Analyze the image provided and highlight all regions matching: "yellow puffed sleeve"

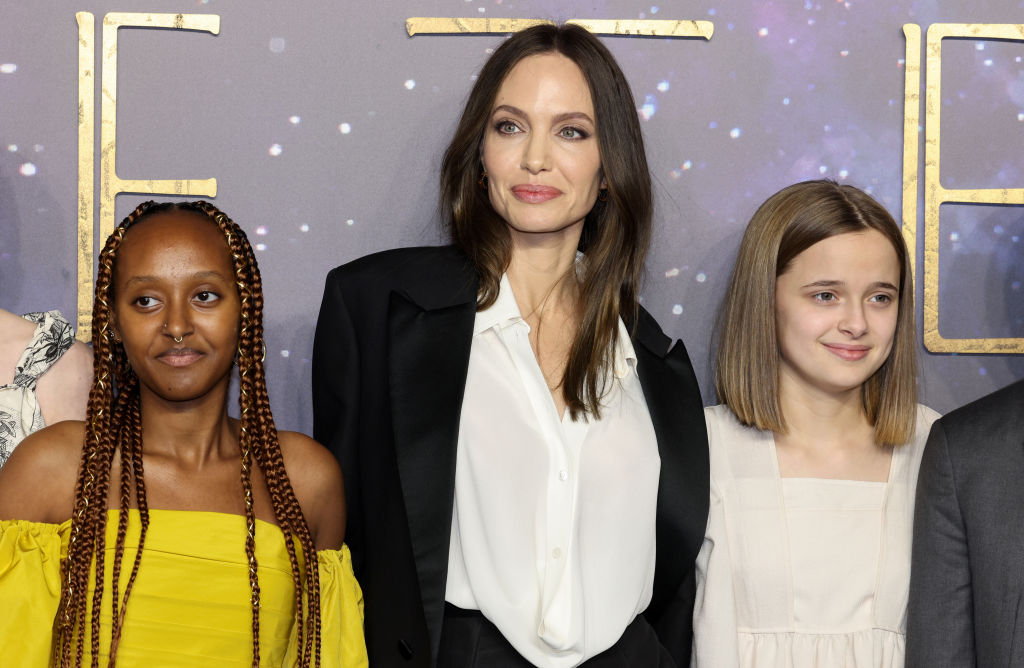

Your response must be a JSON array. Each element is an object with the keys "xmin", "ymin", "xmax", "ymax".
[
  {"xmin": 285, "ymin": 543, "xmax": 368, "ymax": 667},
  {"xmin": 0, "ymin": 519, "xmax": 69, "ymax": 667}
]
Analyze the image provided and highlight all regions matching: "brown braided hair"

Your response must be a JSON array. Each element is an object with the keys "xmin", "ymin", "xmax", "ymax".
[{"xmin": 55, "ymin": 201, "xmax": 323, "ymax": 667}]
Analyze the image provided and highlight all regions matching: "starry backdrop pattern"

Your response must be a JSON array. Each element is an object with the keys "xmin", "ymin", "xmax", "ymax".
[{"xmin": 1, "ymin": 0, "xmax": 1023, "ymax": 430}]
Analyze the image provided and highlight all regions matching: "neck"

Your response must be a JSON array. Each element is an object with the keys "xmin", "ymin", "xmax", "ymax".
[
  {"xmin": 138, "ymin": 378, "xmax": 238, "ymax": 468},
  {"xmin": 777, "ymin": 369, "xmax": 871, "ymax": 448},
  {"xmin": 506, "ymin": 224, "xmax": 583, "ymax": 316}
]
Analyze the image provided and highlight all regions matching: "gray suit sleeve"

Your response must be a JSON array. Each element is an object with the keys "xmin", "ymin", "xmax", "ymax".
[{"xmin": 906, "ymin": 420, "xmax": 975, "ymax": 668}]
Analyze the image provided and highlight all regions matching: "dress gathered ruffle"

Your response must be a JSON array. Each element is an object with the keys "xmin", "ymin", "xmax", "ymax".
[{"xmin": 738, "ymin": 627, "xmax": 905, "ymax": 668}]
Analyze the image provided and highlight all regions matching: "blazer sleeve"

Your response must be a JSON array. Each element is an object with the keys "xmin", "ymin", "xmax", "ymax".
[
  {"xmin": 312, "ymin": 270, "xmax": 366, "ymax": 575},
  {"xmin": 906, "ymin": 419, "xmax": 975, "ymax": 668}
]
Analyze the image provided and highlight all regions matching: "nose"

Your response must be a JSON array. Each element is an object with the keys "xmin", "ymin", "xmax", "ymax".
[
  {"xmin": 164, "ymin": 297, "xmax": 194, "ymax": 343},
  {"xmin": 521, "ymin": 132, "xmax": 550, "ymax": 174},
  {"xmin": 838, "ymin": 302, "xmax": 868, "ymax": 338}
]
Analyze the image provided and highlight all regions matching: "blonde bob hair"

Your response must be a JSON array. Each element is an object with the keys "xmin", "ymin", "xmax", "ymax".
[{"xmin": 715, "ymin": 179, "xmax": 917, "ymax": 446}]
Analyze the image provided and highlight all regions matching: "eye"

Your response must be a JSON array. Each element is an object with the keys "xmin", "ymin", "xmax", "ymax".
[
  {"xmin": 132, "ymin": 295, "xmax": 158, "ymax": 309},
  {"xmin": 495, "ymin": 120, "xmax": 522, "ymax": 135},
  {"xmin": 812, "ymin": 292, "xmax": 837, "ymax": 303},
  {"xmin": 558, "ymin": 126, "xmax": 588, "ymax": 140},
  {"xmin": 194, "ymin": 290, "xmax": 221, "ymax": 304},
  {"xmin": 869, "ymin": 293, "xmax": 894, "ymax": 304}
]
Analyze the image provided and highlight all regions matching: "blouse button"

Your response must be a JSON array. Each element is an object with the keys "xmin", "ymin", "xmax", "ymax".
[
  {"xmin": 558, "ymin": 470, "xmax": 568, "ymax": 482},
  {"xmin": 552, "ymin": 547, "xmax": 562, "ymax": 559}
]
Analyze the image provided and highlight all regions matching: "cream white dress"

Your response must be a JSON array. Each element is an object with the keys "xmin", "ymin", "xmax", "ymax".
[{"xmin": 692, "ymin": 404, "xmax": 939, "ymax": 668}]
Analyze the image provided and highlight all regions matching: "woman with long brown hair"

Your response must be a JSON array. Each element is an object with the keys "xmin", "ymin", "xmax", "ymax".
[
  {"xmin": 0, "ymin": 201, "xmax": 367, "ymax": 667},
  {"xmin": 313, "ymin": 23, "xmax": 707, "ymax": 668}
]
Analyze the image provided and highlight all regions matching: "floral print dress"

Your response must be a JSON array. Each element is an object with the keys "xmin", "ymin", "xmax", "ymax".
[{"xmin": 0, "ymin": 310, "xmax": 76, "ymax": 467}]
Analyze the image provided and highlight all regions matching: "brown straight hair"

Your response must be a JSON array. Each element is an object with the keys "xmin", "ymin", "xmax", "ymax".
[
  {"xmin": 439, "ymin": 23, "xmax": 652, "ymax": 420},
  {"xmin": 715, "ymin": 180, "xmax": 918, "ymax": 446}
]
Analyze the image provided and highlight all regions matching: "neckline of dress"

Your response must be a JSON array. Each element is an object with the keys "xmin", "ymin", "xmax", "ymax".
[{"xmin": 767, "ymin": 432, "xmax": 899, "ymax": 486}]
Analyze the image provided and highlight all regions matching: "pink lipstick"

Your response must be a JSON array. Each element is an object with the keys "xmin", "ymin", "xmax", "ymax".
[
  {"xmin": 822, "ymin": 343, "xmax": 870, "ymax": 362},
  {"xmin": 511, "ymin": 184, "xmax": 562, "ymax": 203}
]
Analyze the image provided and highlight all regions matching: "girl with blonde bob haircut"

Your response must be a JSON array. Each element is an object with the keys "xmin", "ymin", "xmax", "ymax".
[
  {"xmin": 715, "ymin": 179, "xmax": 918, "ymax": 445},
  {"xmin": 693, "ymin": 179, "xmax": 938, "ymax": 667}
]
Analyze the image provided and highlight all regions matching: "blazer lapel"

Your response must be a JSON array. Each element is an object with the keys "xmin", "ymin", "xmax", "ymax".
[
  {"xmin": 631, "ymin": 308, "xmax": 710, "ymax": 619},
  {"xmin": 387, "ymin": 251, "xmax": 477, "ymax": 663}
]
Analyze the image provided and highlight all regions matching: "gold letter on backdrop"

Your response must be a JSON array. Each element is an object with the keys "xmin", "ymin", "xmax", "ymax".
[
  {"xmin": 901, "ymin": 23, "xmax": 921, "ymax": 283},
  {"xmin": 920, "ymin": 23, "xmax": 1024, "ymax": 353},
  {"xmin": 76, "ymin": 12, "xmax": 96, "ymax": 340},
  {"xmin": 76, "ymin": 12, "xmax": 220, "ymax": 340},
  {"xmin": 406, "ymin": 17, "xmax": 714, "ymax": 39}
]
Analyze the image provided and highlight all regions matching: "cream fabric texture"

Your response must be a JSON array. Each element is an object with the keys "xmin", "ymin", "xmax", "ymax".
[{"xmin": 692, "ymin": 404, "xmax": 939, "ymax": 668}]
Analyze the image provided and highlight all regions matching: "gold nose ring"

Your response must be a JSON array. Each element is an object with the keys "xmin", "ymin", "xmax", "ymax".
[{"xmin": 173, "ymin": 335, "xmax": 184, "ymax": 344}]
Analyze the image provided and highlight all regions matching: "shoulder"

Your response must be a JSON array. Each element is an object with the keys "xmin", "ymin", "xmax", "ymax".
[
  {"xmin": 629, "ymin": 304, "xmax": 673, "ymax": 357},
  {"xmin": 0, "ymin": 420, "xmax": 84, "ymax": 522},
  {"xmin": 629, "ymin": 305, "xmax": 701, "ymax": 401},
  {"xmin": 943, "ymin": 380, "xmax": 1023, "ymax": 425},
  {"xmin": 703, "ymin": 404, "xmax": 733, "ymax": 432},
  {"xmin": 934, "ymin": 380, "xmax": 1024, "ymax": 448},
  {"xmin": 34, "ymin": 341, "xmax": 93, "ymax": 423},
  {"xmin": 326, "ymin": 245, "xmax": 471, "ymax": 289},
  {"xmin": 704, "ymin": 404, "xmax": 768, "ymax": 446},
  {"xmin": 320, "ymin": 245, "xmax": 477, "ymax": 317},
  {"xmin": 278, "ymin": 431, "xmax": 344, "ymax": 503},
  {"xmin": 703, "ymin": 404, "xmax": 771, "ymax": 475},
  {"xmin": 50, "ymin": 339, "xmax": 93, "ymax": 376},
  {"xmin": 277, "ymin": 430, "xmax": 345, "ymax": 549}
]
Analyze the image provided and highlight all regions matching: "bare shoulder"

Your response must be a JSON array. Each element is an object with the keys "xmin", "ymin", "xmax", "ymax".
[
  {"xmin": 278, "ymin": 430, "xmax": 345, "ymax": 497},
  {"xmin": 277, "ymin": 430, "xmax": 346, "ymax": 550},
  {"xmin": 35, "ymin": 341, "xmax": 93, "ymax": 424},
  {"xmin": 0, "ymin": 421, "xmax": 84, "ymax": 523},
  {"xmin": 51, "ymin": 340, "xmax": 93, "ymax": 381}
]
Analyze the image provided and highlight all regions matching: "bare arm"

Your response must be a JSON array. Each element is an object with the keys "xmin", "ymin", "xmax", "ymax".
[
  {"xmin": 35, "ymin": 341, "xmax": 93, "ymax": 425},
  {"xmin": 279, "ymin": 430, "xmax": 346, "ymax": 551},
  {"xmin": 0, "ymin": 421, "xmax": 83, "ymax": 523}
]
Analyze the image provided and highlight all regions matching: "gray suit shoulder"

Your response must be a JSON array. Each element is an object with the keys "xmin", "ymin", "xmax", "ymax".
[
  {"xmin": 941, "ymin": 379, "xmax": 1024, "ymax": 427},
  {"xmin": 934, "ymin": 379, "xmax": 1024, "ymax": 457}
]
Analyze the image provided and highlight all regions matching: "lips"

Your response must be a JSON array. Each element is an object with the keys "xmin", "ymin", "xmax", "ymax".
[
  {"xmin": 822, "ymin": 343, "xmax": 870, "ymax": 362},
  {"xmin": 157, "ymin": 348, "xmax": 204, "ymax": 367},
  {"xmin": 511, "ymin": 184, "xmax": 562, "ymax": 203}
]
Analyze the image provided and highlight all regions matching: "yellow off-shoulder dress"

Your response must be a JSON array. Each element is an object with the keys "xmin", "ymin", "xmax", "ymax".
[{"xmin": 0, "ymin": 509, "xmax": 368, "ymax": 667}]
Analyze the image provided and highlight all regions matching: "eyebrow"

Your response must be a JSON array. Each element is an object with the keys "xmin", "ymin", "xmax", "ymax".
[
  {"xmin": 491, "ymin": 104, "xmax": 595, "ymax": 126},
  {"xmin": 801, "ymin": 279, "xmax": 899, "ymax": 291},
  {"xmin": 122, "ymin": 270, "xmax": 229, "ymax": 289}
]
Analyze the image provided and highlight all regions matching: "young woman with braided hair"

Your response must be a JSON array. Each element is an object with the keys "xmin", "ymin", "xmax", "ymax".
[{"xmin": 0, "ymin": 201, "xmax": 367, "ymax": 667}]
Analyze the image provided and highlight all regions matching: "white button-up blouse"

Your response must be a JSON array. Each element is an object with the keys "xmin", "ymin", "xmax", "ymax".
[{"xmin": 445, "ymin": 274, "xmax": 662, "ymax": 668}]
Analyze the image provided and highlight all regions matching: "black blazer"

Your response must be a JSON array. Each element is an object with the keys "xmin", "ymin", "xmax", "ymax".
[
  {"xmin": 312, "ymin": 246, "xmax": 709, "ymax": 667},
  {"xmin": 907, "ymin": 379, "xmax": 1024, "ymax": 668}
]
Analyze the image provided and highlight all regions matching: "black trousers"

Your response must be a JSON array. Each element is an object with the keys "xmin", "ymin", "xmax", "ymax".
[{"xmin": 438, "ymin": 604, "xmax": 676, "ymax": 668}]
